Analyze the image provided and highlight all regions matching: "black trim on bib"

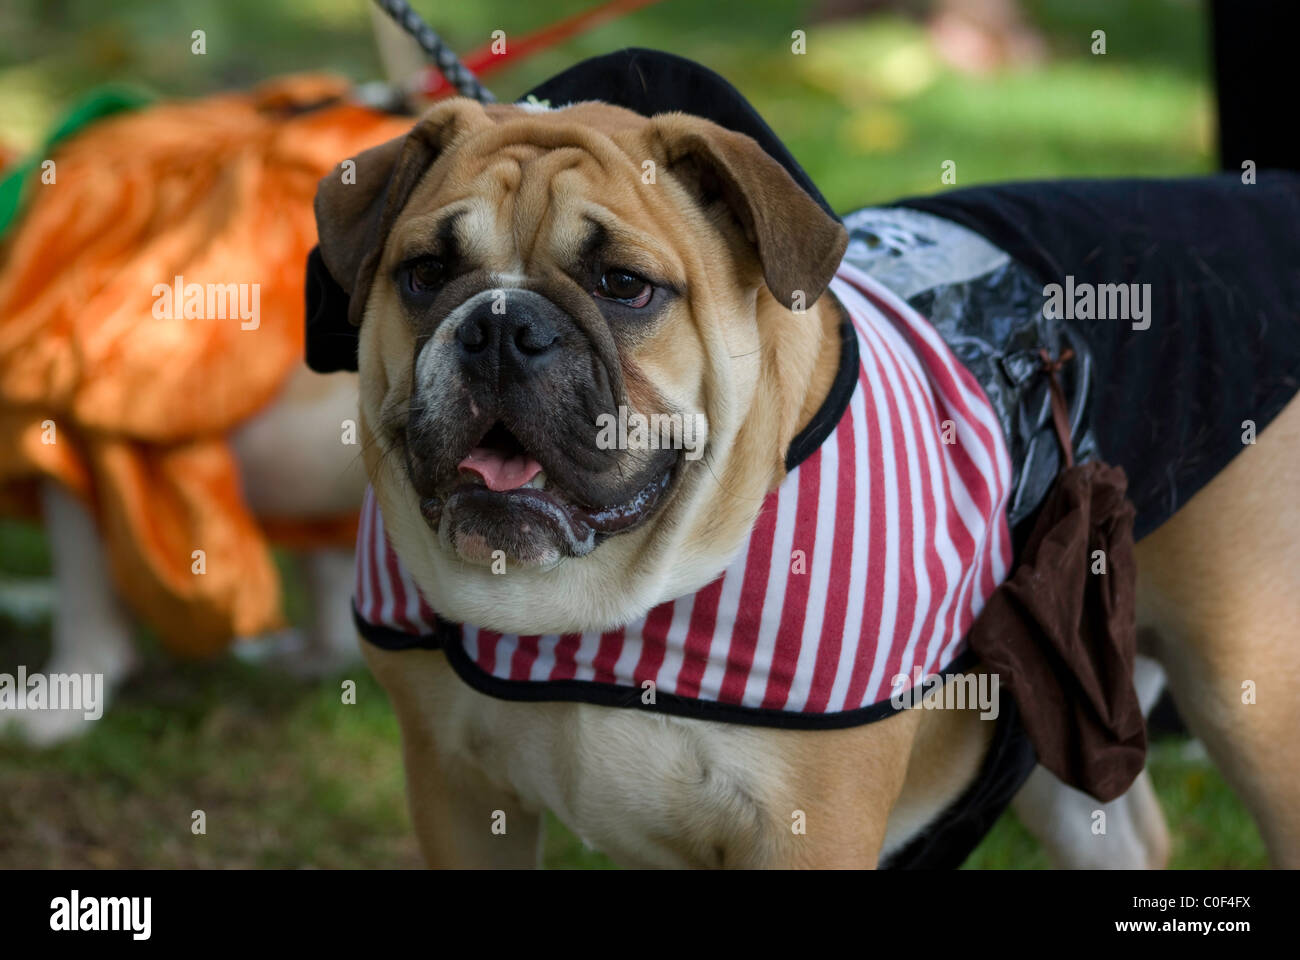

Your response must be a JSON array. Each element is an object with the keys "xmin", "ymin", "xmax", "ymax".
[
  {"xmin": 785, "ymin": 296, "xmax": 858, "ymax": 472},
  {"xmin": 352, "ymin": 605, "xmax": 445, "ymax": 652},
  {"xmin": 354, "ymin": 604, "xmax": 981, "ymax": 732}
]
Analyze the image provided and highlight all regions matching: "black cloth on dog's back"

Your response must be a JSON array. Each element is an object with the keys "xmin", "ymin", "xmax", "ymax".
[{"xmin": 895, "ymin": 173, "xmax": 1300, "ymax": 540}]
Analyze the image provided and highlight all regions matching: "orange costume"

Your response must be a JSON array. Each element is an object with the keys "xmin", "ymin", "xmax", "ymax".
[{"xmin": 0, "ymin": 75, "xmax": 414, "ymax": 655}]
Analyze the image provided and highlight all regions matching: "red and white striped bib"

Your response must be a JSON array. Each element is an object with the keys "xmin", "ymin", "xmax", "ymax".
[{"xmin": 354, "ymin": 262, "xmax": 1013, "ymax": 728}]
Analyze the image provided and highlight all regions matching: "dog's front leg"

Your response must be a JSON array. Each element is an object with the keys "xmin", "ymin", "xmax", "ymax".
[
  {"xmin": 399, "ymin": 727, "xmax": 544, "ymax": 869},
  {"xmin": 362, "ymin": 643, "xmax": 543, "ymax": 868},
  {"xmin": 752, "ymin": 711, "xmax": 921, "ymax": 869}
]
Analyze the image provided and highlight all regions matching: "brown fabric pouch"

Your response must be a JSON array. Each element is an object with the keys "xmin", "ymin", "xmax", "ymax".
[{"xmin": 968, "ymin": 352, "xmax": 1146, "ymax": 802}]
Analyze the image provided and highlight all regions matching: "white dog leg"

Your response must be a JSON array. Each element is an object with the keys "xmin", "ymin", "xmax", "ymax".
[
  {"xmin": 1011, "ymin": 655, "xmax": 1171, "ymax": 868},
  {"xmin": 3, "ymin": 482, "xmax": 138, "ymax": 746}
]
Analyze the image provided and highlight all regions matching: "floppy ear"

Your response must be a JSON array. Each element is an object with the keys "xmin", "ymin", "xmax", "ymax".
[
  {"xmin": 305, "ymin": 100, "xmax": 487, "ymax": 372},
  {"xmin": 651, "ymin": 113, "xmax": 848, "ymax": 308}
]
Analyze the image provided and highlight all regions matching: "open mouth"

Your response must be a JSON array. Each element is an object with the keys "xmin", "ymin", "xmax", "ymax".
[
  {"xmin": 458, "ymin": 422, "xmax": 550, "ymax": 492},
  {"xmin": 418, "ymin": 421, "xmax": 674, "ymax": 562}
]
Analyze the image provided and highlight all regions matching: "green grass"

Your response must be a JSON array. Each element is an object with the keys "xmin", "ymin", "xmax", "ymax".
[
  {"xmin": 0, "ymin": 0, "xmax": 1260, "ymax": 868},
  {"xmin": 0, "ymin": 630, "xmax": 1265, "ymax": 868}
]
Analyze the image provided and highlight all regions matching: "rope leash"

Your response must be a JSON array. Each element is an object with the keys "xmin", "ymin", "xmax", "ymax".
[{"xmin": 371, "ymin": 0, "xmax": 496, "ymax": 102}]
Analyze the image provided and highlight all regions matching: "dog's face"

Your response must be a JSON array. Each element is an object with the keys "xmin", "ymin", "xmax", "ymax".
[{"xmin": 314, "ymin": 98, "xmax": 846, "ymax": 632}]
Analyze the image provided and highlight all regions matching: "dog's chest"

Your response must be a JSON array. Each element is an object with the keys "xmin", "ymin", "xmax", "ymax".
[{"xmin": 418, "ymin": 655, "xmax": 797, "ymax": 868}]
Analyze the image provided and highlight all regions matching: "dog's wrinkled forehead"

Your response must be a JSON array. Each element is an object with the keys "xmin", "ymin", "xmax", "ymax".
[{"xmin": 385, "ymin": 102, "xmax": 665, "ymax": 270}]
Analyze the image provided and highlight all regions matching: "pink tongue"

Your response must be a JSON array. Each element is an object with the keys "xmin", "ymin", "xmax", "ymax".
[{"xmin": 458, "ymin": 447, "xmax": 543, "ymax": 491}]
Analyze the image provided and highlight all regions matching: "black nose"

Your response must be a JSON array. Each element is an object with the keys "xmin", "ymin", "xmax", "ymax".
[{"xmin": 455, "ymin": 295, "xmax": 561, "ymax": 382}]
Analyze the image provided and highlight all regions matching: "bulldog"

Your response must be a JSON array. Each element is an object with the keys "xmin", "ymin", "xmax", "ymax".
[{"xmin": 308, "ymin": 78, "xmax": 1300, "ymax": 868}]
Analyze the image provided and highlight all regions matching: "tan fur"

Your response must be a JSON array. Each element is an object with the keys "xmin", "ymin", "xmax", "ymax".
[
  {"xmin": 332, "ymin": 99, "xmax": 1300, "ymax": 868},
  {"xmin": 1132, "ymin": 391, "xmax": 1300, "ymax": 866},
  {"xmin": 881, "ymin": 684, "xmax": 994, "ymax": 860}
]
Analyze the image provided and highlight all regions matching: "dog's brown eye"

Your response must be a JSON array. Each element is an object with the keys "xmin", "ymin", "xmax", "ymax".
[
  {"xmin": 405, "ymin": 257, "xmax": 445, "ymax": 294},
  {"xmin": 595, "ymin": 269, "xmax": 652, "ymax": 307}
]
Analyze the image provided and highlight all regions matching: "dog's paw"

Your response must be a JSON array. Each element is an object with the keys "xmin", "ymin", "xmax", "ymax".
[{"xmin": 233, "ymin": 628, "xmax": 360, "ymax": 679}]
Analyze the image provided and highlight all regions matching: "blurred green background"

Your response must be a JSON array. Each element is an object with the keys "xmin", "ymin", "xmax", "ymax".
[{"xmin": 0, "ymin": 0, "xmax": 1264, "ymax": 868}]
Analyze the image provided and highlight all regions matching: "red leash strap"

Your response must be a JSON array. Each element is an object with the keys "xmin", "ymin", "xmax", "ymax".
[{"xmin": 417, "ymin": 0, "xmax": 665, "ymax": 98}]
